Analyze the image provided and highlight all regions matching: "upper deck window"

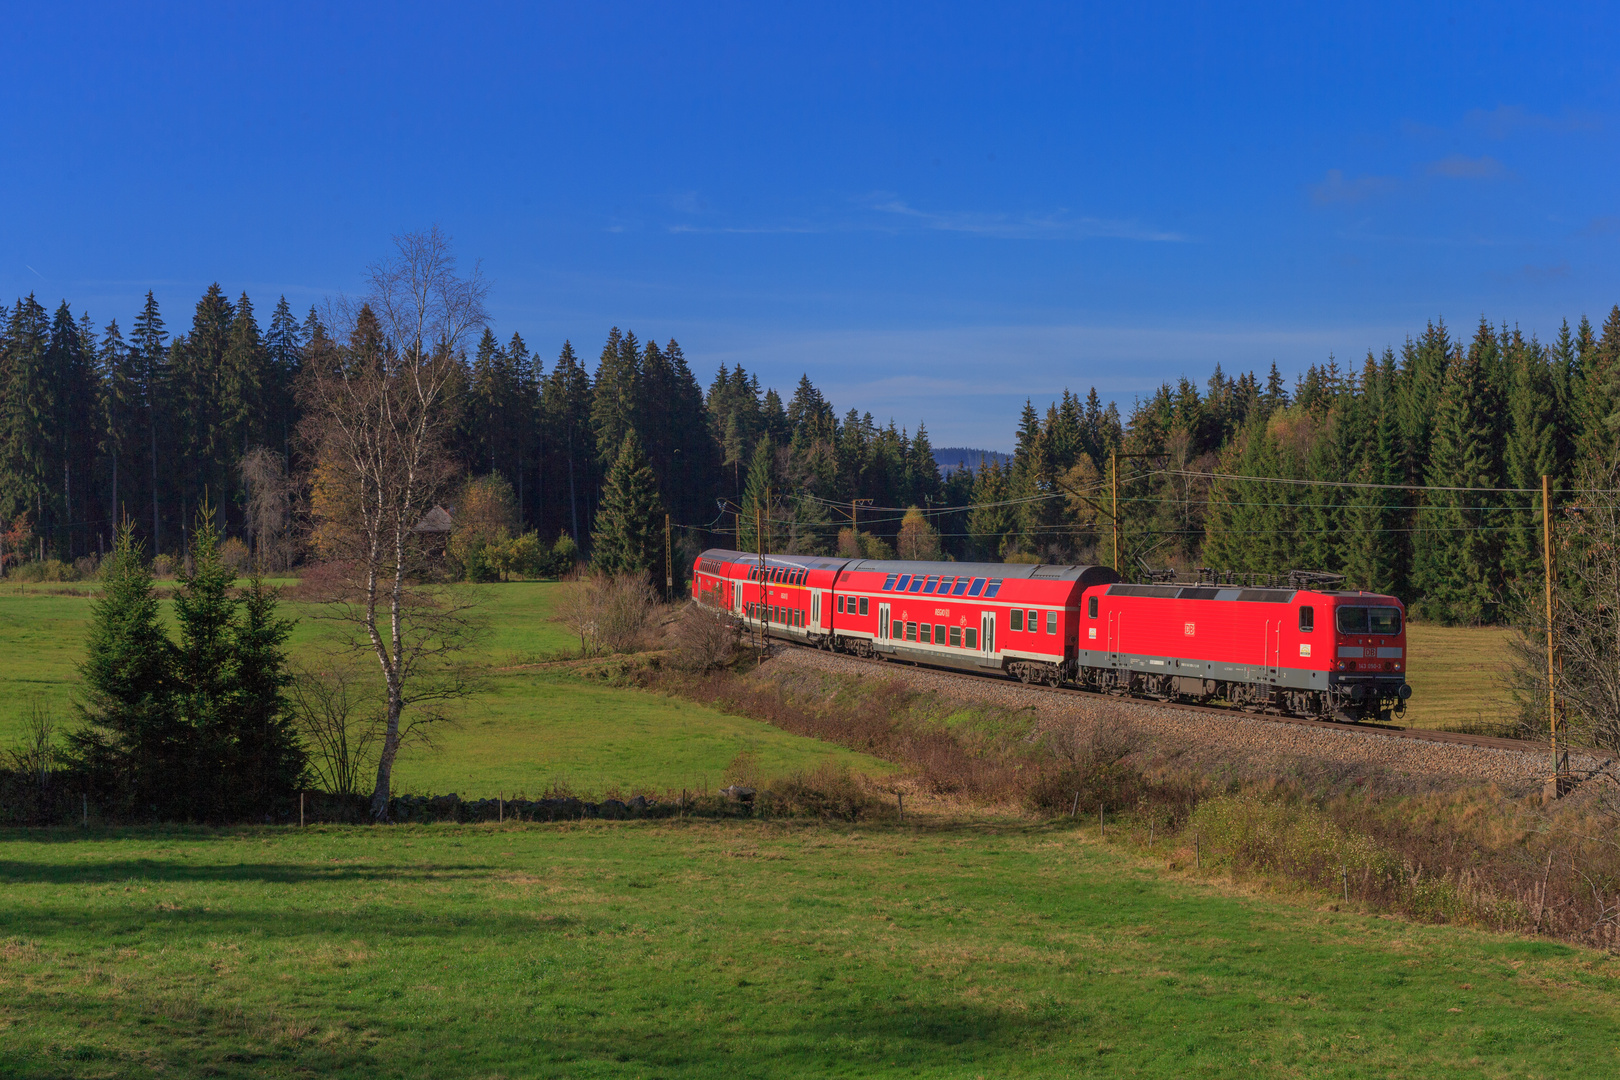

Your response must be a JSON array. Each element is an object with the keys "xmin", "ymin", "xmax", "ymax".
[
  {"xmin": 908, "ymin": 575, "xmax": 926, "ymax": 592},
  {"xmin": 896, "ymin": 574, "xmax": 912, "ymax": 592},
  {"xmin": 984, "ymin": 579, "xmax": 1002, "ymax": 598},
  {"xmin": 968, "ymin": 578, "xmax": 986, "ymax": 597},
  {"xmin": 883, "ymin": 574, "xmax": 897, "ymax": 590},
  {"xmin": 951, "ymin": 578, "xmax": 970, "ymax": 596},
  {"xmin": 921, "ymin": 575, "xmax": 939, "ymax": 594}
]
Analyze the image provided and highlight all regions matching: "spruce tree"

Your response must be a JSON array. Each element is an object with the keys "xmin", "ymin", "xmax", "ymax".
[
  {"xmin": 226, "ymin": 574, "xmax": 303, "ymax": 819},
  {"xmin": 1412, "ymin": 338, "xmax": 1506, "ymax": 624},
  {"xmin": 591, "ymin": 430, "xmax": 665, "ymax": 574},
  {"xmin": 130, "ymin": 291, "xmax": 168, "ymax": 551},
  {"xmin": 737, "ymin": 437, "xmax": 775, "ymax": 553},
  {"xmin": 69, "ymin": 523, "xmax": 181, "ymax": 816}
]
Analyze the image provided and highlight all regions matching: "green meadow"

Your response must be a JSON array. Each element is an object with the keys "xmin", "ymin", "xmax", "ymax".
[
  {"xmin": 3, "ymin": 819, "xmax": 1617, "ymax": 1078},
  {"xmin": 0, "ymin": 581, "xmax": 885, "ymax": 795}
]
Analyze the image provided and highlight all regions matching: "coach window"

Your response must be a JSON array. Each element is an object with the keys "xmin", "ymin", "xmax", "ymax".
[
  {"xmin": 836, "ymin": 596, "xmax": 845, "ymax": 614},
  {"xmin": 984, "ymin": 579, "xmax": 1003, "ymax": 598},
  {"xmin": 951, "ymin": 578, "xmax": 970, "ymax": 596},
  {"xmin": 1027, "ymin": 609, "xmax": 1039, "ymax": 630},
  {"xmin": 919, "ymin": 624, "xmax": 932, "ymax": 643},
  {"xmin": 922, "ymin": 575, "xmax": 939, "ymax": 594},
  {"xmin": 858, "ymin": 597, "xmax": 869, "ymax": 616},
  {"xmin": 1088, "ymin": 596, "xmax": 1098, "ymax": 618},
  {"xmin": 949, "ymin": 626, "xmax": 963, "ymax": 646},
  {"xmin": 909, "ymin": 576, "xmax": 926, "ymax": 593},
  {"xmin": 934, "ymin": 623, "xmax": 945, "ymax": 643},
  {"xmin": 1299, "ymin": 606, "xmax": 1315, "ymax": 632},
  {"xmin": 965, "ymin": 627, "xmax": 979, "ymax": 648},
  {"xmin": 938, "ymin": 576, "xmax": 955, "ymax": 594},
  {"xmin": 905, "ymin": 621, "xmax": 917, "ymax": 641},
  {"xmin": 1046, "ymin": 611, "xmax": 1057, "ymax": 634},
  {"xmin": 1011, "ymin": 609, "xmax": 1024, "ymax": 631},
  {"xmin": 968, "ymin": 578, "xmax": 987, "ymax": 597},
  {"xmin": 896, "ymin": 574, "xmax": 912, "ymax": 592},
  {"xmin": 883, "ymin": 574, "xmax": 897, "ymax": 590}
]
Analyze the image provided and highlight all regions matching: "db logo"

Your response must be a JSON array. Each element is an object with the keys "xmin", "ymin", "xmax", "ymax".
[{"xmin": 1184, "ymin": 622, "xmax": 1196, "ymax": 636}]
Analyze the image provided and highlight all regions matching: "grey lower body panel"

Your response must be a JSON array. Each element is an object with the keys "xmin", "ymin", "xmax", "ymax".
[{"xmin": 1075, "ymin": 649, "xmax": 1327, "ymax": 691}]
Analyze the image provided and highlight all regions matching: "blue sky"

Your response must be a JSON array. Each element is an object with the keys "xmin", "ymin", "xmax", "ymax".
[{"xmin": 3, "ymin": 2, "xmax": 1618, "ymax": 448}]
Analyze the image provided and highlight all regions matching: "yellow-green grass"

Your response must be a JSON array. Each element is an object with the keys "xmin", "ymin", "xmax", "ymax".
[
  {"xmin": 2, "ymin": 818, "xmax": 1617, "ymax": 1078},
  {"xmin": 1400, "ymin": 624, "xmax": 1517, "ymax": 732},
  {"xmin": 391, "ymin": 669, "xmax": 890, "ymax": 795},
  {"xmin": 0, "ymin": 581, "xmax": 886, "ymax": 795}
]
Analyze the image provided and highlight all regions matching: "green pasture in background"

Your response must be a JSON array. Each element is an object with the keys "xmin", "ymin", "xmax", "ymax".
[{"xmin": 0, "ymin": 581, "xmax": 886, "ymax": 795}]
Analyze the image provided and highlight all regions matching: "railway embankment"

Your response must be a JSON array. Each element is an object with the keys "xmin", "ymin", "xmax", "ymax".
[{"xmin": 764, "ymin": 644, "xmax": 1610, "ymax": 790}]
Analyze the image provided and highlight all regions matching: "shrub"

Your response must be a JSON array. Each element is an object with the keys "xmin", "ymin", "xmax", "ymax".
[
  {"xmin": 152, "ymin": 553, "xmax": 174, "ymax": 578},
  {"xmin": 219, "ymin": 537, "xmax": 252, "ymax": 573},
  {"xmin": 670, "ymin": 604, "xmax": 740, "ymax": 672},
  {"xmin": 10, "ymin": 559, "xmax": 79, "ymax": 583},
  {"xmin": 762, "ymin": 765, "xmax": 879, "ymax": 821},
  {"xmin": 553, "ymin": 572, "xmax": 658, "ymax": 655}
]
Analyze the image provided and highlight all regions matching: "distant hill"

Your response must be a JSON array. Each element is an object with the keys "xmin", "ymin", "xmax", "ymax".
[{"xmin": 933, "ymin": 448, "xmax": 1010, "ymax": 474}]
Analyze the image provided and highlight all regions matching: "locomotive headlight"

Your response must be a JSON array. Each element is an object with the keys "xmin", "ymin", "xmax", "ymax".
[{"xmin": 1336, "ymin": 661, "xmax": 1347, "ymax": 670}]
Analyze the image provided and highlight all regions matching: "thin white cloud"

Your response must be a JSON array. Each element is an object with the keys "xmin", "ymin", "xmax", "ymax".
[
  {"xmin": 1464, "ymin": 105, "xmax": 1601, "ymax": 139},
  {"xmin": 1309, "ymin": 169, "xmax": 1400, "ymax": 204},
  {"xmin": 862, "ymin": 195, "xmax": 1187, "ymax": 242},
  {"xmin": 1425, "ymin": 154, "xmax": 1505, "ymax": 179}
]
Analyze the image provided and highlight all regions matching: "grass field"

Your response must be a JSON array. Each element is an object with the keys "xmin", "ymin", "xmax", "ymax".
[
  {"xmin": 1399, "ymin": 624, "xmax": 1519, "ymax": 732},
  {"xmin": 0, "ymin": 581, "xmax": 886, "ymax": 795},
  {"xmin": 3, "ymin": 818, "xmax": 1616, "ymax": 1078}
]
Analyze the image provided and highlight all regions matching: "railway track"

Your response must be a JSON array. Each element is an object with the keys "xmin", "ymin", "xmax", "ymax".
[{"xmin": 765, "ymin": 635, "xmax": 1551, "ymax": 758}]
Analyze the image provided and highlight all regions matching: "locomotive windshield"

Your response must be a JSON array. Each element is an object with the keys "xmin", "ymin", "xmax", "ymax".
[{"xmin": 1336, "ymin": 606, "xmax": 1402, "ymax": 635}]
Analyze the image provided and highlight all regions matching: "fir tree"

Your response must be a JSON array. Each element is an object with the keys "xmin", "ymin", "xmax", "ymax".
[
  {"xmin": 591, "ymin": 430, "xmax": 665, "ymax": 575},
  {"xmin": 738, "ymin": 437, "xmax": 775, "ymax": 554},
  {"xmin": 68, "ymin": 522, "xmax": 181, "ymax": 817}
]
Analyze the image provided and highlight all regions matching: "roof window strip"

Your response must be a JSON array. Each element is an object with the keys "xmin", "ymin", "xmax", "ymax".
[{"xmin": 968, "ymin": 578, "xmax": 986, "ymax": 597}]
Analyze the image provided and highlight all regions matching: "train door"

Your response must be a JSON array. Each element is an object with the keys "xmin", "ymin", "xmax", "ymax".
[
  {"xmin": 879, "ymin": 602, "xmax": 891, "ymax": 642},
  {"xmin": 981, "ymin": 611, "xmax": 996, "ymax": 657},
  {"xmin": 811, "ymin": 591, "xmax": 821, "ymax": 630}
]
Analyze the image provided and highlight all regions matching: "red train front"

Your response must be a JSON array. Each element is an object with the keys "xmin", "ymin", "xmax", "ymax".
[{"xmin": 691, "ymin": 549, "xmax": 1412, "ymax": 721}]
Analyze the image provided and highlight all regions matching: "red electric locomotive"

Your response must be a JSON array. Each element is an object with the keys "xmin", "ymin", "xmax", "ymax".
[{"xmin": 690, "ymin": 549, "xmax": 1413, "ymax": 722}]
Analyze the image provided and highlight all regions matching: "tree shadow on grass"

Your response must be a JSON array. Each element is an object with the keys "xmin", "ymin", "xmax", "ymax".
[{"xmin": 0, "ymin": 858, "xmax": 490, "ymax": 886}]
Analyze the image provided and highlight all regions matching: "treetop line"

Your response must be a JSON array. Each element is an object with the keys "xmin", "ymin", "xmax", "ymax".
[{"xmin": 4, "ymin": 283, "xmax": 1620, "ymax": 625}]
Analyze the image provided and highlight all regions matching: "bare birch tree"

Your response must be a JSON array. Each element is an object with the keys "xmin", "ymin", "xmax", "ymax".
[{"xmin": 300, "ymin": 226, "xmax": 489, "ymax": 819}]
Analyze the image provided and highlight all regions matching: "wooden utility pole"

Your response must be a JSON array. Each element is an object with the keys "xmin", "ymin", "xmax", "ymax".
[
  {"xmin": 1543, "ymin": 474, "xmax": 1567, "ymax": 791},
  {"xmin": 664, "ymin": 513, "xmax": 673, "ymax": 600},
  {"xmin": 1111, "ymin": 449, "xmax": 1120, "ymax": 574}
]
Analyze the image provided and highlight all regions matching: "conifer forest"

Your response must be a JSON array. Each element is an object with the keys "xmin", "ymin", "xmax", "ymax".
[{"xmin": 3, "ymin": 283, "xmax": 1618, "ymax": 626}]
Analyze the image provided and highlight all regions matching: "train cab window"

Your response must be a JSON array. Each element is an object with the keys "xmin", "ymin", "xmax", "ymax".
[
  {"xmin": 934, "ymin": 623, "xmax": 945, "ymax": 643},
  {"xmin": 984, "ymin": 579, "xmax": 1002, "ymax": 598},
  {"xmin": 919, "ymin": 623, "xmax": 932, "ymax": 643},
  {"xmin": 1010, "ymin": 610, "xmax": 1024, "ymax": 631},
  {"xmin": 949, "ymin": 626, "xmax": 963, "ymax": 646},
  {"xmin": 1299, "ymin": 606, "xmax": 1315, "ymax": 632},
  {"xmin": 858, "ymin": 597, "xmax": 869, "ymax": 616},
  {"xmin": 951, "ymin": 578, "xmax": 970, "ymax": 596},
  {"xmin": 968, "ymin": 578, "xmax": 986, "ymax": 597},
  {"xmin": 909, "ymin": 575, "xmax": 926, "ymax": 592},
  {"xmin": 883, "ymin": 574, "xmax": 898, "ymax": 590},
  {"xmin": 1088, "ymin": 596, "xmax": 1098, "ymax": 618},
  {"xmin": 905, "ymin": 621, "xmax": 917, "ymax": 641},
  {"xmin": 896, "ymin": 574, "xmax": 912, "ymax": 592},
  {"xmin": 1368, "ymin": 607, "xmax": 1402, "ymax": 635},
  {"xmin": 1336, "ymin": 607, "xmax": 1368, "ymax": 634},
  {"xmin": 1046, "ymin": 611, "xmax": 1057, "ymax": 634},
  {"xmin": 965, "ymin": 627, "xmax": 978, "ymax": 648}
]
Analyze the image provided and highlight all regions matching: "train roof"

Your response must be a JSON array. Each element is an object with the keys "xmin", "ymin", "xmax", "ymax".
[
  {"xmin": 697, "ymin": 549, "xmax": 1117, "ymax": 586},
  {"xmin": 698, "ymin": 549, "xmax": 854, "ymax": 573},
  {"xmin": 844, "ymin": 558, "xmax": 1119, "ymax": 586}
]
